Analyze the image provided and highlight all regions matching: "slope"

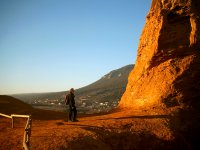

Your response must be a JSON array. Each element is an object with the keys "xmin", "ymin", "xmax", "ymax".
[
  {"xmin": 12, "ymin": 64, "xmax": 134, "ymax": 113},
  {"xmin": 0, "ymin": 95, "xmax": 67, "ymax": 120}
]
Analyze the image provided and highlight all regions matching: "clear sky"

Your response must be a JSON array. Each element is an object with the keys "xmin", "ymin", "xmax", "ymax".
[{"xmin": 0, "ymin": 0, "xmax": 151, "ymax": 95}]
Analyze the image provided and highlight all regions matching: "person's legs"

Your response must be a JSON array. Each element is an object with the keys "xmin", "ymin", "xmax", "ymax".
[
  {"xmin": 73, "ymin": 107, "xmax": 77, "ymax": 121},
  {"xmin": 68, "ymin": 107, "xmax": 72, "ymax": 121}
]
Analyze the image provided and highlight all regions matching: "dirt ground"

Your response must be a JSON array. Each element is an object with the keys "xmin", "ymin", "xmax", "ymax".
[{"xmin": 1, "ymin": 108, "xmax": 193, "ymax": 150}]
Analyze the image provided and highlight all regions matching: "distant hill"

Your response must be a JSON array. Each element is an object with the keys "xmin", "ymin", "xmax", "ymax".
[
  {"xmin": 75, "ymin": 64, "xmax": 134, "ymax": 110},
  {"xmin": 78, "ymin": 64, "xmax": 133, "ymax": 93},
  {"xmin": 0, "ymin": 95, "xmax": 68, "ymax": 120},
  {"xmin": 0, "ymin": 95, "xmax": 32, "ymax": 114},
  {"xmin": 12, "ymin": 64, "xmax": 134, "ymax": 113}
]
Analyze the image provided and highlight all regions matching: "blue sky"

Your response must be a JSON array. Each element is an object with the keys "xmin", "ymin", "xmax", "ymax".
[{"xmin": 0, "ymin": 0, "xmax": 151, "ymax": 94}]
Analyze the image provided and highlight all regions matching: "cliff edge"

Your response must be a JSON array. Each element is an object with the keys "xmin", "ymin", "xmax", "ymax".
[{"xmin": 119, "ymin": 0, "xmax": 200, "ymax": 110}]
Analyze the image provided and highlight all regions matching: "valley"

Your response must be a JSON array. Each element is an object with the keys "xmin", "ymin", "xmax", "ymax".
[{"xmin": 12, "ymin": 65, "xmax": 133, "ymax": 114}]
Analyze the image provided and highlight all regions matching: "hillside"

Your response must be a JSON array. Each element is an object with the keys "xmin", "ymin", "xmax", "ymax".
[
  {"xmin": 78, "ymin": 64, "xmax": 134, "ymax": 92},
  {"xmin": 0, "ymin": 95, "xmax": 68, "ymax": 120},
  {"xmin": 0, "ymin": 95, "xmax": 32, "ymax": 115},
  {"xmin": 75, "ymin": 64, "xmax": 134, "ymax": 113},
  {"xmin": 12, "ymin": 64, "xmax": 134, "ymax": 113}
]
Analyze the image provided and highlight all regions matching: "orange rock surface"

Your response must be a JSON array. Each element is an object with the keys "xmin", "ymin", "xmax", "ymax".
[{"xmin": 119, "ymin": 0, "xmax": 200, "ymax": 110}]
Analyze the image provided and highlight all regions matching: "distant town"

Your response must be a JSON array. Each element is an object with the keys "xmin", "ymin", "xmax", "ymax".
[{"xmin": 31, "ymin": 95, "xmax": 120, "ymax": 114}]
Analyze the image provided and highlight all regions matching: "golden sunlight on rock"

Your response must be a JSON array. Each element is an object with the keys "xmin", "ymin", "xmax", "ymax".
[{"xmin": 119, "ymin": 0, "xmax": 200, "ymax": 111}]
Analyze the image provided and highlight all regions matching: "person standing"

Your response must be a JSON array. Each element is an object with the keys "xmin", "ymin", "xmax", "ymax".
[{"xmin": 65, "ymin": 88, "xmax": 78, "ymax": 122}]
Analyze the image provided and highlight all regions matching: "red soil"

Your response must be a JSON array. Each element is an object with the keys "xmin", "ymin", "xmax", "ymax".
[{"xmin": 0, "ymin": 108, "xmax": 187, "ymax": 150}]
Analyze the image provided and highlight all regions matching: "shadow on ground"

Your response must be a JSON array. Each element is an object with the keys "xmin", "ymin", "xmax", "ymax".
[
  {"xmin": 94, "ymin": 115, "xmax": 170, "ymax": 120},
  {"xmin": 55, "ymin": 114, "xmax": 196, "ymax": 150},
  {"xmin": 60, "ymin": 123, "xmax": 188, "ymax": 150}
]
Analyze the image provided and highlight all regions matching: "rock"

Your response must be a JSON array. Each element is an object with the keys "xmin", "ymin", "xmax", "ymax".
[
  {"xmin": 119, "ymin": 0, "xmax": 200, "ymax": 110},
  {"xmin": 119, "ymin": 1, "xmax": 200, "ymax": 148}
]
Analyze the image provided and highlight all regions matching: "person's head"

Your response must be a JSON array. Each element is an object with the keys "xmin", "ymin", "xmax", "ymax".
[{"xmin": 69, "ymin": 88, "xmax": 75, "ymax": 94}]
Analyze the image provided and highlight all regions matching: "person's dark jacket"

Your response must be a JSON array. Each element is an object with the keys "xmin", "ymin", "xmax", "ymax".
[{"xmin": 67, "ymin": 93, "xmax": 75, "ymax": 108}]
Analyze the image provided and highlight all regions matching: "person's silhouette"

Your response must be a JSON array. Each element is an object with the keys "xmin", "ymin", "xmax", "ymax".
[{"xmin": 65, "ymin": 88, "xmax": 78, "ymax": 122}]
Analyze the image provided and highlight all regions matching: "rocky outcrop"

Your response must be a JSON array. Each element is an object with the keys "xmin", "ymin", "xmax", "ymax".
[{"xmin": 119, "ymin": 0, "xmax": 200, "ymax": 110}]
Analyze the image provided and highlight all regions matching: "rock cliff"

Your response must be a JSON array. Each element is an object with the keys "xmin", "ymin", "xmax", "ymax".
[{"xmin": 119, "ymin": 0, "xmax": 200, "ymax": 111}]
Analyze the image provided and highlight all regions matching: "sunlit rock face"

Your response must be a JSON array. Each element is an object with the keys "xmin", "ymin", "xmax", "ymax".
[{"xmin": 119, "ymin": 0, "xmax": 200, "ymax": 110}]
